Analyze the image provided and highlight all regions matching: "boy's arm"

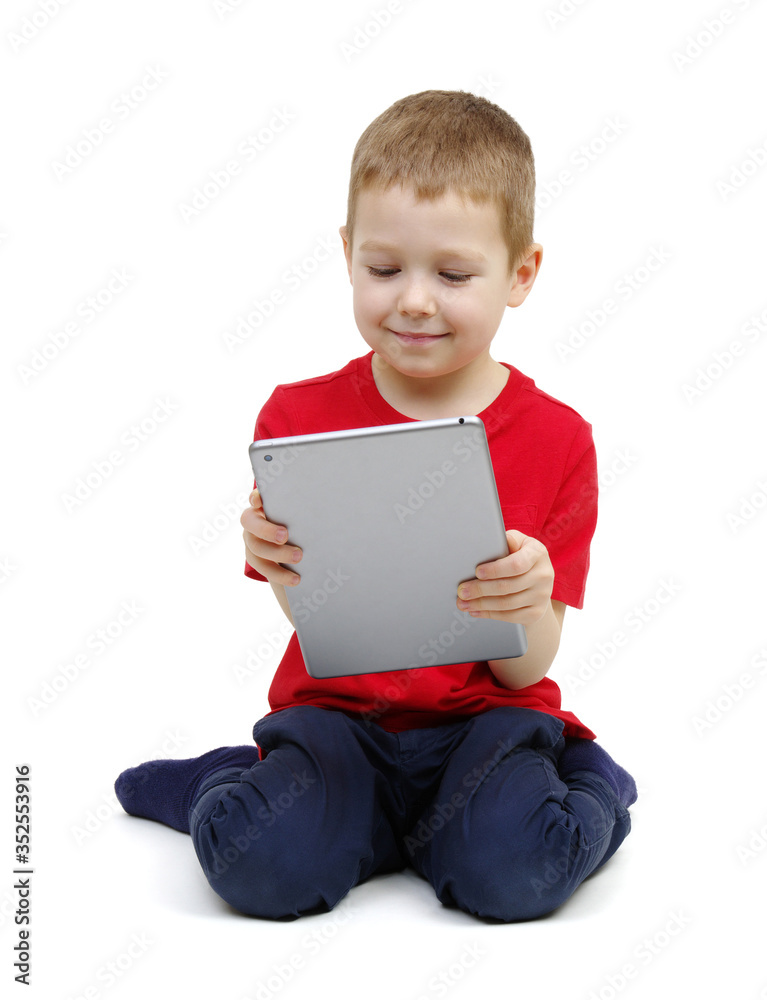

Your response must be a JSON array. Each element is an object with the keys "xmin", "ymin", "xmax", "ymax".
[
  {"xmin": 456, "ymin": 529, "xmax": 566, "ymax": 689},
  {"xmin": 486, "ymin": 599, "xmax": 565, "ymax": 690}
]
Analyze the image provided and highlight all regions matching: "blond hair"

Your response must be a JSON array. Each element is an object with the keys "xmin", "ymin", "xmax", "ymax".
[{"xmin": 345, "ymin": 90, "xmax": 536, "ymax": 274}]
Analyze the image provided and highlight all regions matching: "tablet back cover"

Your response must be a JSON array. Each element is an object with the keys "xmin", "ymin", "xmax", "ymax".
[{"xmin": 249, "ymin": 417, "xmax": 527, "ymax": 678}]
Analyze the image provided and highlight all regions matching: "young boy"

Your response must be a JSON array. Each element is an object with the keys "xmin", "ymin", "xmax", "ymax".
[{"xmin": 115, "ymin": 90, "xmax": 636, "ymax": 922}]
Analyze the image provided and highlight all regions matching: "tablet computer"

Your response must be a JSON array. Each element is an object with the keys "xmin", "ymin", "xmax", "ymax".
[{"xmin": 248, "ymin": 416, "xmax": 527, "ymax": 678}]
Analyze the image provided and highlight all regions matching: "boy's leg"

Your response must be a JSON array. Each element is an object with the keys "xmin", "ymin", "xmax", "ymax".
[
  {"xmin": 405, "ymin": 707, "xmax": 632, "ymax": 922},
  {"xmin": 115, "ymin": 746, "xmax": 261, "ymax": 833},
  {"xmin": 189, "ymin": 705, "xmax": 406, "ymax": 919}
]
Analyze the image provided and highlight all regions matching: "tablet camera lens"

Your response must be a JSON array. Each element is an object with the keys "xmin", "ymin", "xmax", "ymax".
[{"xmin": 264, "ymin": 455, "xmax": 272, "ymax": 462}]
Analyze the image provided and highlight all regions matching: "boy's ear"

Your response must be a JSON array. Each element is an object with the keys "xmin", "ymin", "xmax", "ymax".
[
  {"xmin": 339, "ymin": 225, "xmax": 353, "ymax": 283},
  {"xmin": 507, "ymin": 243, "xmax": 543, "ymax": 308}
]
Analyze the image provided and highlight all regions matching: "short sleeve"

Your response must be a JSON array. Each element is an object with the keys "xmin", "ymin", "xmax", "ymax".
[
  {"xmin": 243, "ymin": 386, "xmax": 296, "ymax": 583},
  {"xmin": 539, "ymin": 421, "xmax": 598, "ymax": 609}
]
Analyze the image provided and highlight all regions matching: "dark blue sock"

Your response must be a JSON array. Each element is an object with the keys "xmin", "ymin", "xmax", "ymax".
[
  {"xmin": 558, "ymin": 739, "xmax": 637, "ymax": 808},
  {"xmin": 115, "ymin": 745, "xmax": 260, "ymax": 833}
]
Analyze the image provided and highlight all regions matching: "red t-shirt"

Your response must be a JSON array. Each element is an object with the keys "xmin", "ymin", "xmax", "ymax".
[{"xmin": 245, "ymin": 352, "xmax": 598, "ymax": 740}]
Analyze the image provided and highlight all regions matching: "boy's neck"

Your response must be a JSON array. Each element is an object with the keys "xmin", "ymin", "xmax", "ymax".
[{"xmin": 370, "ymin": 351, "xmax": 509, "ymax": 420}]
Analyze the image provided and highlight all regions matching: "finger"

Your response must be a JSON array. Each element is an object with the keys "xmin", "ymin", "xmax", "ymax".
[
  {"xmin": 246, "ymin": 551, "xmax": 302, "ymax": 588},
  {"xmin": 459, "ymin": 588, "xmax": 548, "ymax": 621},
  {"xmin": 458, "ymin": 575, "xmax": 527, "ymax": 602},
  {"xmin": 249, "ymin": 488, "xmax": 262, "ymax": 509},
  {"xmin": 458, "ymin": 589, "xmax": 533, "ymax": 613},
  {"xmin": 464, "ymin": 603, "xmax": 542, "ymax": 626},
  {"xmin": 476, "ymin": 550, "xmax": 533, "ymax": 580},
  {"xmin": 240, "ymin": 504, "xmax": 292, "ymax": 546},
  {"xmin": 477, "ymin": 539, "xmax": 541, "ymax": 580},
  {"xmin": 244, "ymin": 534, "xmax": 302, "ymax": 586},
  {"xmin": 244, "ymin": 529, "xmax": 302, "ymax": 566},
  {"xmin": 505, "ymin": 529, "xmax": 527, "ymax": 553}
]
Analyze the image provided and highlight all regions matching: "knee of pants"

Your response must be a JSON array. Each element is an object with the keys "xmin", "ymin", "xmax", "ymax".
[
  {"xmin": 190, "ymin": 785, "xmax": 361, "ymax": 919},
  {"xmin": 431, "ymin": 801, "xmax": 632, "ymax": 922},
  {"xmin": 434, "ymin": 836, "xmax": 579, "ymax": 922}
]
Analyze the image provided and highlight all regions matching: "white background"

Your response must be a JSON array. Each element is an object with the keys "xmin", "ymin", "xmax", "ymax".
[{"xmin": 3, "ymin": 0, "xmax": 766, "ymax": 997}]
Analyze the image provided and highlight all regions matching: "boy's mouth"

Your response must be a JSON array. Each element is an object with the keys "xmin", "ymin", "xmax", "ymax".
[{"xmin": 390, "ymin": 331, "xmax": 448, "ymax": 345}]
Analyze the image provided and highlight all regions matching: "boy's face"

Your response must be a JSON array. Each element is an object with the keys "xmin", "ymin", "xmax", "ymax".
[{"xmin": 339, "ymin": 184, "xmax": 540, "ymax": 383}]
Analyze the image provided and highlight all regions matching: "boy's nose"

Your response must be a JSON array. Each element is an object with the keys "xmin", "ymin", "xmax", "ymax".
[{"xmin": 397, "ymin": 279, "xmax": 437, "ymax": 316}]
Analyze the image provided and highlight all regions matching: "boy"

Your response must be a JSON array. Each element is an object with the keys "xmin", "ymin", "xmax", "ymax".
[{"xmin": 115, "ymin": 90, "xmax": 636, "ymax": 922}]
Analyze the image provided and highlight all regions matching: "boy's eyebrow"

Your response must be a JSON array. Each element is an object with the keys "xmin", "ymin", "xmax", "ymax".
[{"xmin": 357, "ymin": 239, "xmax": 487, "ymax": 264}]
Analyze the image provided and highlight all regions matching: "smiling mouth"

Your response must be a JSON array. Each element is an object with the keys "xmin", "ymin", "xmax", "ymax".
[{"xmin": 391, "ymin": 331, "xmax": 447, "ymax": 339}]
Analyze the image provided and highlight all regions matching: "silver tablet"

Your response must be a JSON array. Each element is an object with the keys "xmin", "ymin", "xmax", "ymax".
[{"xmin": 248, "ymin": 416, "xmax": 527, "ymax": 678}]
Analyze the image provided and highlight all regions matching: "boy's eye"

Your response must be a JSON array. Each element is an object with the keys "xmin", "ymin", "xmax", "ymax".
[
  {"xmin": 365, "ymin": 266, "xmax": 472, "ymax": 284},
  {"xmin": 442, "ymin": 272, "xmax": 472, "ymax": 283},
  {"xmin": 366, "ymin": 267, "xmax": 398, "ymax": 278}
]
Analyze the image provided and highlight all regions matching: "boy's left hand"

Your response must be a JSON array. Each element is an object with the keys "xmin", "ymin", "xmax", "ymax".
[{"xmin": 456, "ymin": 530, "xmax": 554, "ymax": 626}]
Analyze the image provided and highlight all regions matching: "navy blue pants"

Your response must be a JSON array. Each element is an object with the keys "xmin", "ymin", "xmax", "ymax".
[{"xmin": 189, "ymin": 705, "xmax": 630, "ymax": 921}]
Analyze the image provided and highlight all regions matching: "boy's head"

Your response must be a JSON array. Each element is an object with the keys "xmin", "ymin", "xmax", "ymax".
[
  {"xmin": 338, "ymin": 91, "xmax": 542, "ymax": 390},
  {"xmin": 342, "ymin": 90, "xmax": 536, "ymax": 278}
]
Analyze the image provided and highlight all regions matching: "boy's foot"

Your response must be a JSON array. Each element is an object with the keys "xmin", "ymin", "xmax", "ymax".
[
  {"xmin": 114, "ymin": 746, "xmax": 260, "ymax": 833},
  {"xmin": 557, "ymin": 739, "xmax": 637, "ymax": 808}
]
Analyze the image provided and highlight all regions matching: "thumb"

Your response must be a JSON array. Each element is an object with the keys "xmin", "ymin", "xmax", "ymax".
[{"xmin": 505, "ymin": 529, "xmax": 527, "ymax": 553}]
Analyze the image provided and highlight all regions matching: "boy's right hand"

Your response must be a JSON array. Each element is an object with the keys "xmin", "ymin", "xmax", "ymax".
[{"xmin": 241, "ymin": 488, "xmax": 302, "ymax": 587}]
